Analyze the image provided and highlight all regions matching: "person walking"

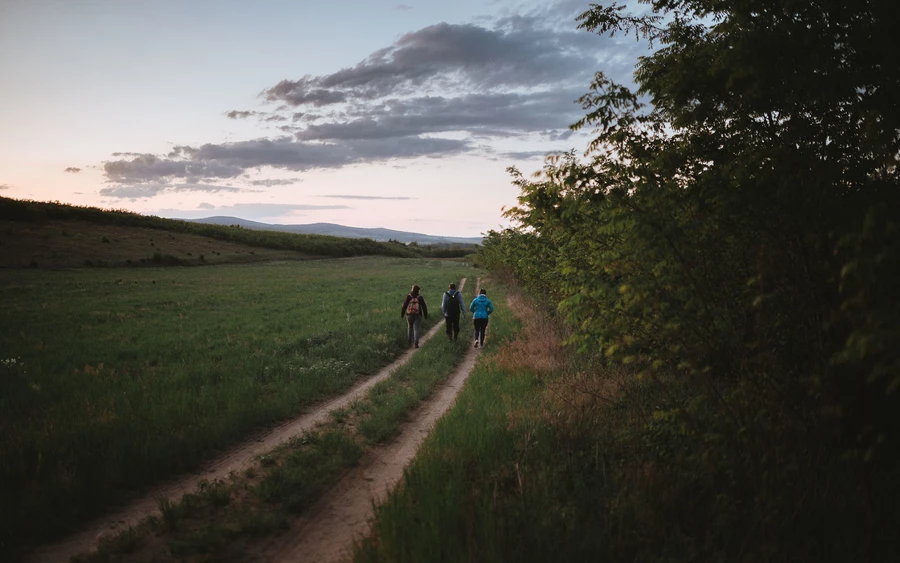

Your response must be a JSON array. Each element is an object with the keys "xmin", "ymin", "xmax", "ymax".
[
  {"xmin": 441, "ymin": 282, "xmax": 466, "ymax": 341},
  {"xmin": 400, "ymin": 284, "xmax": 428, "ymax": 348},
  {"xmin": 469, "ymin": 287, "xmax": 494, "ymax": 348}
]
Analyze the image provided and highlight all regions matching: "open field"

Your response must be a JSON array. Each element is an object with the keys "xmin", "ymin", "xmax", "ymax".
[
  {"xmin": 0, "ymin": 219, "xmax": 323, "ymax": 269},
  {"xmin": 1, "ymin": 256, "xmax": 472, "ymax": 558},
  {"xmin": 65, "ymin": 282, "xmax": 482, "ymax": 562},
  {"xmin": 0, "ymin": 197, "xmax": 476, "ymax": 269}
]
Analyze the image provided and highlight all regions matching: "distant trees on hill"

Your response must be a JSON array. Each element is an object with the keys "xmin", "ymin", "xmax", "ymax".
[{"xmin": 0, "ymin": 197, "xmax": 476, "ymax": 259}]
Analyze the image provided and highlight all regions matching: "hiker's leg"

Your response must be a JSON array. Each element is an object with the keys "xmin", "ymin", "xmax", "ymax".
[
  {"xmin": 474, "ymin": 318, "xmax": 487, "ymax": 345},
  {"xmin": 451, "ymin": 315, "xmax": 460, "ymax": 339},
  {"xmin": 412, "ymin": 314, "xmax": 422, "ymax": 344},
  {"xmin": 445, "ymin": 315, "xmax": 453, "ymax": 338},
  {"xmin": 407, "ymin": 316, "xmax": 415, "ymax": 344},
  {"xmin": 481, "ymin": 318, "xmax": 488, "ymax": 345}
]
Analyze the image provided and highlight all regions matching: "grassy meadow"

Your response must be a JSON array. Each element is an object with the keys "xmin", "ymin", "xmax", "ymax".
[
  {"xmin": 0, "ymin": 256, "xmax": 473, "ymax": 557},
  {"xmin": 74, "ymin": 285, "xmax": 481, "ymax": 562}
]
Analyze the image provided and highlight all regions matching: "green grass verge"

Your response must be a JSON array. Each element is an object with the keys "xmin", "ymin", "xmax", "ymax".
[
  {"xmin": 1, "ymin": 257, "xmax": 471, "ymax": 559},
  {"xmin": 353, "ymin": 282, "xmax": 900, "ymax": 563},
  {"xmin": 71, "ymin": 282, "xmax": 482, "ymax": 562}
]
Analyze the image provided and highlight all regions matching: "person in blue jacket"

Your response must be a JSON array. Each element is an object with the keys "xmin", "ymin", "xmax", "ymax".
[{"xmin": 469, "ymin": 287, "xmax": 494, "ymax": 348}]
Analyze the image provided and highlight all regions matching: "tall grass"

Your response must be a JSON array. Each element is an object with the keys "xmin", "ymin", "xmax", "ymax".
[{"xmin": 0, "ymin": 256, "xmax": 469, "ymax": 558}]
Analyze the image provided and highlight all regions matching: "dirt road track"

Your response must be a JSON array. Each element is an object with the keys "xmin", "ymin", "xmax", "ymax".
[
  {"xmin": 26, "ymin": 278, "xmax": 469, "ymax": 563},
  {"xmin": 262, "ymin": 335, "xmax": 481, "ymax": 563}
]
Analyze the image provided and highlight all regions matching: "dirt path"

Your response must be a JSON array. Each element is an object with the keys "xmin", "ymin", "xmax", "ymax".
[
  {"xmin": 26, "ymin": 278, "xmax": 469, "ymax": 563},
  {"xmin": 259, "ymin": 280, "xmax": 482, "ymax": 563}
]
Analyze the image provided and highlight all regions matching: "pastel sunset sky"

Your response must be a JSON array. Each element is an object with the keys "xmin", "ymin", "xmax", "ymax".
[{"xmin": 0, "ymin": 0, "xmax": 646, "ymax": 237}]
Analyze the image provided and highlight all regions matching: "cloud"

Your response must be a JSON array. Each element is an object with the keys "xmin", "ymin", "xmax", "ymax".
[
  {"xmin": 293, "ymin": 90, "xmax": 587, "ymax": 141},
  {"xmin": 500, "ymin": 150, "xmax": 556, "ymax": 160},
  {"xmin": 226, "ymin": 110, "xmax": 257, "ymax": 119},
  {"xmin": 100, "ymin": 4, "xmax": 647, "ymax": 190},
  {"xmin": 102, "ymin": 136, "xmax": 470, "ymax": 185},
  {"xmin": 0, "ymin": 184, "xmax": 11, "ymax": 190},
  {"xmin": 318, "ymin": 195, "xmax": 414, "ymax": 200},
  {"xmin": 98, "ymin": 182, "xmax": 248, "ymax": 199},
  {"xmin": 64, "ymin": 167, "xmax": 82, "ymax": 173},
  {"xmin": 263, "ymin": 20, "xmax": 623, "ymax": 108},
  {"xmin": 248, "ymin": 177, "xmax": 304, "ymax": 186},
  {"xmin": 395, "ymin": 4, "xmax": 413, "ymax": 11},
  {"xmin": 198, "ymin": 202, "xmax": 215, "ymax": 209}
]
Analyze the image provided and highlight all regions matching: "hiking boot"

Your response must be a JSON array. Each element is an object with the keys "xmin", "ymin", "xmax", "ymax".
[
  {"xmin": 474, "ymin": 341, "xmax": 479, "ymax": 348},
  {"xmin": 415, "ymin": 341, "xmax": 419, "ymax": 348}
]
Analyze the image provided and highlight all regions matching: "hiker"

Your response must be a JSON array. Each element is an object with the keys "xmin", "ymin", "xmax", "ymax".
[
  {"xmin": 441, "ymin": 282, "xmax": 466, "ymax": 341},
  {"xmin": 469, "ymin": 287, "xmax": 494, "ymax": 348},
  {"xmin": 400, "ymin": 284, "xmax": 428, "ymax": 348}
]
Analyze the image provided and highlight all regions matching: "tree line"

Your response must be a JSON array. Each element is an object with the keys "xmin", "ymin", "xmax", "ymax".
[{"xmin": 481, "ymin": 0, "xmax": 898, "ymax": 495}]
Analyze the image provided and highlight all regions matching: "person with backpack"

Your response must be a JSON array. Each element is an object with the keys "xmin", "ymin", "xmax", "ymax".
[
  {"xmin": 441, "ymin": 282, "xmax": 466, "ymax": 341},
  {"xmin": 469, "ymin": 287, "xmax": 494, "ymax": 348},
  {"xmin": 400, "ymin": 284, "xmax": 428, "ymax": 348}
]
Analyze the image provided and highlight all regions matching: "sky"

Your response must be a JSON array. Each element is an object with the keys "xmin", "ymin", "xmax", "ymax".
[{"xmin": 0, "ymin": 0, "xmax": 647, "ymax": 237}]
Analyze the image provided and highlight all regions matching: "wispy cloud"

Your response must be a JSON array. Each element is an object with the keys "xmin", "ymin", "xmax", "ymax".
[
  {"xmin": 0, "ymin": 184, "xmax": 11, "ymax": 190},
  {"xmin": 64, "ymin": 167, "xmax": 82, "ymax": 173},
  {"xmin": 99, "ymin": 182, "xmax": 248, "ymax": 199},
  {"xmin": 102, "ymin": 137, "xmax": 469, "ymax": 186},
  {"xmin": 225, "ymin": 110, "xmax": 257, "ymax": 119},
  {"xmin": 500, "ymin": 150, "xmax": 558, "ymax": 160},
  {"xmin": 248, "ymin": 177, "xmax": 304, "ymax": 186},
  {"xmin": 318, "ymin": 195, "xmax": 415, "ymax": 200},
  {"xmin": 395, "ymin": 4, "xmax": 413, "ymax": 11}
]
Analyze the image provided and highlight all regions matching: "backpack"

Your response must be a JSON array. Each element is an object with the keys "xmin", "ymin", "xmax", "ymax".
[
  {"xmin": 406, "ymin": 295, "xmax": 420, "ymax": 315},
  {"xmin": 445, "ymin": 291, "xmax": 460, "ymax": 314}
]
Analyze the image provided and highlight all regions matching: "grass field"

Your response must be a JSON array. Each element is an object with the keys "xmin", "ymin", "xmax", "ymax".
[
  {"xmin": 73, "ymin": 286, "xmax": 480, "ymax": 562},
  {"xmin": 0, "ymin": 256, "xmax": 473, "ymax": 558}
]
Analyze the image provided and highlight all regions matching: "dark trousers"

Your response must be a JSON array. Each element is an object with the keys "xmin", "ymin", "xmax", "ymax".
[
  {"xmin": 473, "ymin": 317, "xmax": 488, "ymax": 344},
  {"xmin": 444, "ymin": 313, "xmax": 461, "ymax": 340}
]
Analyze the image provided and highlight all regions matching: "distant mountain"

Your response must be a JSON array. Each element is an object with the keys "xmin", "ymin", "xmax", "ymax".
[{"xmin": 185, "ymin": 216, "xmax": 483, "ymax": 246}]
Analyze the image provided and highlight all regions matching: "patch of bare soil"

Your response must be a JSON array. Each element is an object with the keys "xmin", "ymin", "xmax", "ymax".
[
  {"xmin": 24, "ymin": 283, "xmax": 463, "ymax": 563},
  {"xmin": 0, "ymin": 219, "xmax": 314, "ymax": 269}
]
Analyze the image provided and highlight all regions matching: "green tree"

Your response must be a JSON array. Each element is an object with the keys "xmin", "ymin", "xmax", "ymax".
[{"xmin": 486, "ymin": 0, "xmax": 900, "ymax": 452}]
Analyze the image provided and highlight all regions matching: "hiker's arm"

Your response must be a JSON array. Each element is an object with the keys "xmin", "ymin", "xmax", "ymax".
[
  {"xmin": 421, "ymin": 297, "xmax": 428, "ymax": 319},
  {"xmin": 400, "ymin": 295, "xmax": 409, "ymax": 318}
]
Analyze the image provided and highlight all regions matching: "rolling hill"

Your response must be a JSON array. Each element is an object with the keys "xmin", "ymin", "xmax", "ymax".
[{"xmin": 185, "ymin": 216, "xmax": 484, "ymax": 246}]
